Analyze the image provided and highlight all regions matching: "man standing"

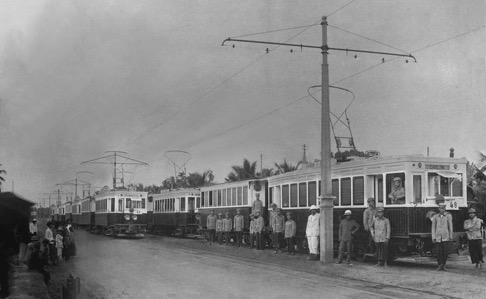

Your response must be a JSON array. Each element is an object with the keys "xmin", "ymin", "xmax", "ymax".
[
  {"xmin": 363, "ymin": 198, "xmax": 376, "ymax": 254},
  {"xmin": 216, "ymin": 213, "xmax": 224, "ymax": 245},
  {"xmin": 337, "ymin": 210, "xmax": 360, "ymax": 265},
  {"xmin": 306, "ymin": 205, "xmax": 320, "ymax": 261},
  {"xmin": 252, "ymin": 193, "xmax": 263, "ymax": 215},
  {"xmin": 268, "ymin": 203, "xmax": 277, "ymax": 247},
  {"xmin": 284, "ymin": 212, "xmax": 297, "ymax": 255},
  {"xmin": 248, "ymin": 214, "xmax": 255, "ymax": 249},
  {"xmin": 272, "ymin": 208, "xmax": 285, "ymax": 254},
  {"xmin": 254, "ymin": 211, "xmax": 264, "ymax": 250},
  {"xmin": 464, "ymin": 208, "xmax": 483, "ymax": 269},
  {"xmin": 371, "ymin": 207, "xmax": 390, "ymax": 267},
  {"xmin": 206, "ymin": 210, "xmax": 217, "ymax": 245},
  {"xmin": 223, "ymin": 212, "xmax": 232, "ymax": 246},
  {"xmin": 233, "ymin": 209, "xmax": 244, "ymax": 247},
  {"xmin": 29, "ymin": 219, "xmax": 38, "ymax": 237},
  {"xmin": 432, "ymin": 195, "xmax": 453, "ymax": 271}
]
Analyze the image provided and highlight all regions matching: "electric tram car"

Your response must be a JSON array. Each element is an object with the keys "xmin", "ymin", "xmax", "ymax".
[
  {"xmin": 150, "ymin": 189, "xmax": 201, "ymax": 236},
  {"xmin": 78, "ymin": 196, "xmax": 95, "ymax": 228},
  {"xmin": 72, "ymin": 199, "xmax": 81, "ymax": 226},
  {"xmin": 199, "ymin": 179, "xmax": 269, "ymax": 242},
  {"xmin": 266, "ymin": 155, "xmax": 468, "ymax": 260},
  {"xmin": 64, "ymin": 200, "xmax": 73, "ymax": 222},
  {"xmin": 93, "ymin": 190, "xmax": 148, "ymax": 238}
]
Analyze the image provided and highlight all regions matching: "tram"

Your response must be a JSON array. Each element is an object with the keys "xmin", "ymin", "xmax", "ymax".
[
  {"xmin": 150, "ymin": 189, "xmax": 201, "ymax": 236},
  {"xmin": 266, "ymin": 155, "xmax": 468, "ymax": 260},
  {"xmin": 72, "ymin": 198, "xmax": 81, "ymax": 226},
  {"xmin": 93, "ymin": 190, "xmax": 148, "ymax": 237},
  {"xmin": 78, "ymin": 196, "xmax": 95, "ymax": 228}
]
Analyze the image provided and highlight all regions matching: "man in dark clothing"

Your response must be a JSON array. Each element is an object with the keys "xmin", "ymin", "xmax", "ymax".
[{"xmin": 337, "ymin": 210, "xmax": 360, "ymax": 265}]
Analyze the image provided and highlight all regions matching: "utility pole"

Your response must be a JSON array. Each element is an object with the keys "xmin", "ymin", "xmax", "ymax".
[
  {"xmin": 81, "ymin": 151, "xmax": 149, "ymax": 190},
  {"xmin": 222, "ymin": 16, "xmax": 415, "ymax": 263}
]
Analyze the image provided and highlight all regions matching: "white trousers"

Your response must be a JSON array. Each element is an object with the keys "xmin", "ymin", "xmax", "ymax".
[{"xmin": 307, "ymin": 236, "xmax": 319, "ymax": 254}]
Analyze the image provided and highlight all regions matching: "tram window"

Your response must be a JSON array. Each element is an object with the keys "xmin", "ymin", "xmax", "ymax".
[
  {"xmin": 353, "ymin": 176, "xmax": 364, "ymax": 205},
  {"xmin": 222, "ymin": 189, "xmax": 226, "ymax": 206},
  {"xmin": 427, "ymin": 173, "xmax": 463, "ymax": 197},
  {"xmin": 196, "ymin": 197, "xmax": 201, "ymax": 209},
  {"xmin": 290, "ymin": 184, "xmax": 298, "ymax": 207},
  {"xmin": 282, "ymin": 184, "xmax": 290, "ymax": 208},
  {"xmin": 386, "ymin": 173, "xmax": 405, "ymax": 204},
  {"xmin": 208, "ymin": 191, "xmax": 213, "ymax": 207},
  {"xmin": 180, "ymin": 197, "xmax": 186, "ymax": 212},
  {"xmin": 413, "ymin": 175, "xmax": 422, "ymax": 203},
  {"xmin": 232, "ymin": 188, "xmax": 237, "ymax": 206},
  {"xmin": 243, "ymin": 186, "xmax": 248, "ymax": 205},
  {"xmin": 299, "ymin": 183, "xmax": 307, "ymax": 207},
  {"xmin": 126, "ymin": 198, "xmax": 132, "ymax": 209},
  {"xmin": 452, "ymin": 177, "xmax": 463, "ymax": 196},
  {"xmin": 308, "ymin": 181, "xmax": 317, "ymax": 206},
  {"xmin": 111, "ymin": 198, "xmax": 115, "ymax": 212},
  {"xmin": 217, "ymin": 190, "xmax": 221, "ymax": 206},
  {"xmin": 341, "ymin": 178, "xmax": 351, "ymax": 206},
  {"xmin": 332, "ymin": 179, "xmax": 339, "ymax": 205},
  {"xmin": 318, "ymin": 180, "xmax": 321, "ymax": 197},
  {"xmin": 237, "ymin": 187, "xmax": 243, "ymax": 206},
  {"xmin": 141, "ymin": 198, "xmax": 145, "ymax": 209}
]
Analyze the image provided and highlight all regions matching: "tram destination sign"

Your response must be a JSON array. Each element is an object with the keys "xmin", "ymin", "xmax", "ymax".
[{"xmin": 425, "ymin": 164, "xmax": 450, "ymax": 170}]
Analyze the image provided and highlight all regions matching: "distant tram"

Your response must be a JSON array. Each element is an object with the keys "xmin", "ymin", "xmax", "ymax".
[{"xmin": 267, "ymin": 155, "xmax": 468, "ymax": 260}]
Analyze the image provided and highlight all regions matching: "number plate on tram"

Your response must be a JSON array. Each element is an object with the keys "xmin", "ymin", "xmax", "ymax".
[{"xmin": 446, "ymin": 199, "xmax": 459, "ymax": 210}]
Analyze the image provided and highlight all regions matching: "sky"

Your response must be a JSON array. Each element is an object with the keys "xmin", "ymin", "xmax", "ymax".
[{"xmin": 0, "ymin": 0, "xmax": 484, "ymax": 204}]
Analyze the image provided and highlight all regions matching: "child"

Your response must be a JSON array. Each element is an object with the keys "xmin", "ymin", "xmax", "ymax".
[
  {"xmin": 216, "ymin": 213, "xmax": 224, "ymax": 245},
  {"xmin": 371, "ymin": 207, "xmax": 390, "ymax": 267},
  {"xmin": 248, "ymin": 214, "xmax": 255, "ymax": 249},
  {"xmin": 284, "ymin": 212, "xmax": 296, "ymax": 255},
  {"xmin": 55, "ymin": 230, "xmax": 64, "ymax": 262}
]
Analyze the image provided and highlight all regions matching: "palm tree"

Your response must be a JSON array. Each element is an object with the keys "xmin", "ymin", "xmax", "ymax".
[
  {"xmin": 258, "ymin": 168, "xmax": 274, "ymax": 178},
  {"xmin": 226, "ymin": 159, "xmax": 257, "ymax": 182},
  {"xmin": 274, "ymin": 159, "xmax": 300, "ymax": 175},
  {"xmin": 187, "ymin": 170, "xmax": 214, "ymax": 187},
  {"xmin": 0, "ymin": 165, "xmax": 6, "ymax": 193}
]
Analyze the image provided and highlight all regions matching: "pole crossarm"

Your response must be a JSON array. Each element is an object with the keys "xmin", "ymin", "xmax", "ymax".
[{"xmin": 222, "ymin": 38, "xmax": 416, "ymax": 62}]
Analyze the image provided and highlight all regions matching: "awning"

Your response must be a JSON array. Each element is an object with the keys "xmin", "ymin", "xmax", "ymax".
[{"xmin": 434, "ymin": 171, "xmax": 462, "ymax": 180}]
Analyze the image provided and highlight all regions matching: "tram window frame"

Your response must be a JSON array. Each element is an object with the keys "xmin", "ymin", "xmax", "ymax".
[
  {"xmin": 332, "ymin": 179, "xmax": 339, "ymax": 206},
  {"xmin": 126, "ymin": 198, "xmax": 132, "ymax": 209},
  {"xmin": 209, "ymin": 191, "xmax": 214, "ymax": 207},
  {"xmin": 222, "ymin": 189, "xmax": 226, "ymax": 206},
  {"xmin": 243, "ymin": 186, "xmax": 248, "ymax": 205},
  {"xmin": 237, "ymin": 187, "xmax": 243, "ymax": 206},
  {"xmin": 386, "ymin": 173, "xmax": 406, "ymax": 205},
  {"xmin": 413, "ymin": 175, "xmax": 422, "ymax": 203},
  {"xmin": 232, "ymin": 188, "xmax": 237, "ymax": 206},
  {"xmin": 282, "ymin": 184, "xmax": 290, "ymax": 208},
  {"xmin": 299, "ymin": 183, "xmax": 307, "ymax": 207},
  {"xmin": 141, "ymin": 198, "xmax": 145, "ymax": 209},
  {"xmin": 427, "ymin": 172, "xmax": 463, "ymax": 197},
  {"xmin": 341, "ymin": 178, "xmax": 352, "ymax": 206},
  {"xmin": 180, "ymin": 197, "xmax": 186, "ymax": 212},
  {"xmin": 353, "ymin": 176, "xmax": 365, "ymax": 206},
  {"xmin": 308, "ymin": 181, "xmax": 317, "ymax": 207},
  {"xmin": 290, "ymin": 184, "xmax": 298, "ymax": 207},
  {"xmin": 196, "ymin": 197, "xmax": 201, "ymax": 209},
  {"xmin": 226, "ymin": 189, "xmax": 231, "ymax": 207}
]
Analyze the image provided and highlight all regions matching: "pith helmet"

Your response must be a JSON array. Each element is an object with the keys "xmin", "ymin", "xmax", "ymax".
[
  {"xmin": 309, "ymin": 205, "xmax": 318, "ymax": 211},
  {"xmin": 376, "ymin": 207, "xmax": 384, "ymax": 212},
  {"xmin": 344, "ymin": 210, "xmax": 352, "ymax": 216},
  {"xmin": 468, "ymin": 208, "xmax": 477, "ymax": 214},
  {"xmin": 367, "ymin": 197, "xmax": 375, "ymax": 203}
]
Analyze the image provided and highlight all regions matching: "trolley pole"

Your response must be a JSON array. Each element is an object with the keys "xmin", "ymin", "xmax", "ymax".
[{"xmin": 319, "ymin": 16, "xmax": 335, "ymax": 263}]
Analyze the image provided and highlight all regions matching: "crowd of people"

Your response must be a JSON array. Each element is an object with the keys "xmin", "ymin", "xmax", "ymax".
[{"xmin": 204, "ymin": 190, "xmax": 484, "ymax": 271}]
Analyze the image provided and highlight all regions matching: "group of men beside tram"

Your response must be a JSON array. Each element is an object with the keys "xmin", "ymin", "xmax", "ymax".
[{"xmin": 204, "ymin": 182, "xmax": 484, "ymax": 271}]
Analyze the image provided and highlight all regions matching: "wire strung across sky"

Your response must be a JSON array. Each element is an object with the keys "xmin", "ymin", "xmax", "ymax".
[{"xmin": 174, "ymin": 24, "xmax": 484, "ymax": 152}]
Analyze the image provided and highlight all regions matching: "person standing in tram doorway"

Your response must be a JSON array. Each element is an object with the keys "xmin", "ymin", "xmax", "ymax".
[
  {"xmin": 252, "ymin": 193, "xmax": 263, "ymax": 215},
  {"xmin": 388, "ymin": 177, "xmax": 405, "ymax": 204},
  {"xmin": 363, "ymin": 197, "xmax": 377, "ymax": 255},
  {"xmin": 206, "ymin": 210, "xmax": 217, "ymax": 245},
  {"xmin": 233, "ymin": 209, "xmax": 244, "ymax": 247},
  {"xmin": 337, "ymin": 210, "xmax": 360, "ymax": 265},
  {"xmin": 464, "ymin": 208, "xmax": 484, "ymax": 269},
  {"xmin": 306, "ymin": 205, "xmax": 320, "ymax": 261},
  {"xmin": 431, "ymin": 195, "xmax": 453, "ymax": 271},
  {"xmin": 371, "ymin": 207, "xmax": 390, "ymax": 267}
]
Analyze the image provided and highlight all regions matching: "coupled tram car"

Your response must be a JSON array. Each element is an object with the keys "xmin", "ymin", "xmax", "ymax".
[{"xmin": 266, "ymin": 155, "xmax": 468, "ymax": 261}]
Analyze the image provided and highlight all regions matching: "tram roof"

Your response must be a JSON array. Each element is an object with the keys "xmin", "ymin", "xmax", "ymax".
[{"xmin": 150, "ymin": 188, "xmax": 201, "ymax": 198}]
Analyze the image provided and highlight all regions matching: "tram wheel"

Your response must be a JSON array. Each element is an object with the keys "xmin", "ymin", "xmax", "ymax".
[{"xmin": 354, "ymin": 245, "xmax": 366, "ymax": 262}]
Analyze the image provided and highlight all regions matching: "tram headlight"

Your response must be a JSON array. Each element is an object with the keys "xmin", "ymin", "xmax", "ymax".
[
  {"xmin": 125, "ymin": 215, "xmax": 130, "ymax": 221},
  {"xmin": 132, "ymin": 215, "xmax": 138, "ymax": 221}
]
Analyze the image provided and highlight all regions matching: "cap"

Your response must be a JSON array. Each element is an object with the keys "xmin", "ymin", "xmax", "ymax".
[
  {"xmin": 309, "ymin": 205, "xmax": 318, "ymax": 211},
  {"xmin": 435, "ymin": 194, "xmax": 445, "ymax": 205},
  {"xmin": 376, "ymin": 207, "xmax": 384, "ymax": 212},
  {"xmin": 218, "ymin": 213, "xmax": 223, "ymax": 216},
  {"xmin": 367, "ymin": 197, "xmax": 375, "ymax": 203},
  {"xmin": 236, "ymin": 208, "xmax": 241, "ymax": 212},
  {"xmin": 276, "ymin": 208, "xmax": 282, "ymax": 212},
  {"xmin": 32, "ymin": 218, "xmax": 37, "ymax": 222},
  {"xmin": 468, "ymin": 208, "xmax": 477, "ymax": 214},
  {"xmin": 393, "ymin": 177, "xmax": 401, "ymax": 182},
  {"xmin": 344, "ymin": 210, "xmax": 352, "ymax": 216},
  {"xmin": 254, "ymin": 211, "xmax": 260, "ymax": 215},
  {"xmin": 271, "ymin": 203, "xmax": 277, "ymax": 207},
  {"xmin": 286, "ymin": 212, "xmax": 293, "ymax": 216},
  {"xmin": 225, "ymin": 212, "xmax": 229, "ymax": 215},
  {"xmin": 438, "ymin": 202, "xmax": 447, "ymax": 207},
  {"xmin": 30, "ymin": 236, "xmax": 40, "ymax": 242}
]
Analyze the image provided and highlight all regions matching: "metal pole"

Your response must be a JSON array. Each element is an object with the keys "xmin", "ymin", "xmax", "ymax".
[
  {"xmin": 319, "ymin": 15, "xmax": 335, "ymax": 263},
  {"xmin": 113, "ymin": 152, "xmax": 117, "ymax": 189}
]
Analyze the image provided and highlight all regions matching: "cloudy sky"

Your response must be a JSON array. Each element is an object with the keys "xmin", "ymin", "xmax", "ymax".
[{"xmin": 0, "ymin": 0, "xmax": 484, "ymax": 204}]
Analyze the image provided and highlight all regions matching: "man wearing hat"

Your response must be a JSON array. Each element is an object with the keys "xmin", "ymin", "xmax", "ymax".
[
  {"xmin": 363, "ymin": 197, "xmax": 377, "ymax": 254},
  {"xmin": 388, "ymin": 177, "xmax": 405, "ymax": 204},
  {"xmin": 337, "ymin": 210, "xmax": 360, "ymax": 265},
  {"xmin": 268, "ymin": 203, "xmax": 278, "ymax": 246},
  {"xmin": 254, "ymin": 211, "xmax": 265, "ymax": 250},
  {"xmin": 464, "ymin": 207, "xmax": 484, "ymax": 269},
  {"xmin": 271, "ymin": 208, "xmax": 285, "ymax": 254},
  {"xmin": 234, "ymin": 208, "xmax": 244, "ymax": 247},
  {"xmin": 223, "ymin": 212, "xmax": 233, "ymax": 246},
  {"xmin": 216, "ymin": 213, "xmax": 224, "ymax": 245},
  {"xmin": 371, "ymin": 207, "xmax": 390, "ymax": 266},
  {"xmin": 206, "ymin": 210, "xmax": 217, "ymax": 245},
  {"xmin": 306, "ymin": 205, "xmax": 320, "ymax": 261},
  {"xmin": 284, "ymin": 212, "xmax": 297, "ymax": 255},
  {"xmin": 252, "ymin": 193, "xmax": 263, "ymax": 215},
  {"xmin": 431, "ymin": 194, "xmax": 453, "ymax": 271}
]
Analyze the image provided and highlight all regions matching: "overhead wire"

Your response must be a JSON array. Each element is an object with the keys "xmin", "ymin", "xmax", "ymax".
[{"xmin": 328, "ymin": 0, "xmax": 359, "ymax": 17}]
